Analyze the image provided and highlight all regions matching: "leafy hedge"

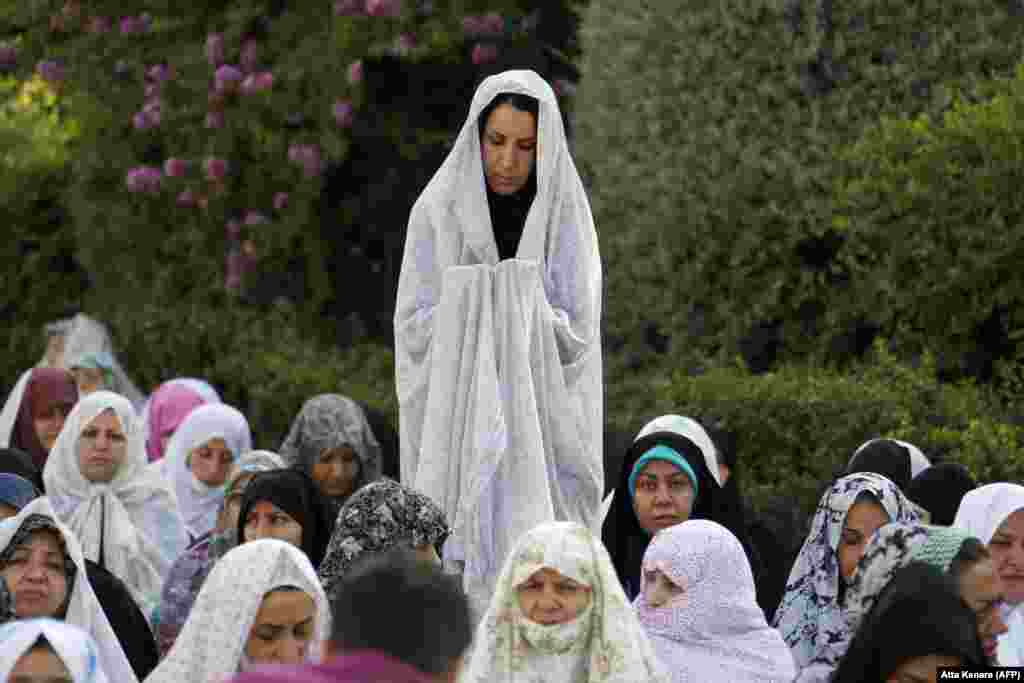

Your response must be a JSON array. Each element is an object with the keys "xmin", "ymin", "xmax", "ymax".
[
  {"xmin": 574, "ymin": 0, "xmax": 1024, "ymax": 378},
  {"xmin": 833, "ymin": 62, "xmax": 1024, "ymax": 393}
]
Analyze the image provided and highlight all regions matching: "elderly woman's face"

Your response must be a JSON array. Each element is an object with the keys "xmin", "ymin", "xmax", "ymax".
[
  {"xmin": 516, "ymin": 567, "xmax": 591, "ymax": 626},
  {"xmin": 311, "ymin": 446, "xmax": 359, "ymax": 500},
  {"xmin": 481, "ymin": 103, "xmax": 536, "ymax": 196}
]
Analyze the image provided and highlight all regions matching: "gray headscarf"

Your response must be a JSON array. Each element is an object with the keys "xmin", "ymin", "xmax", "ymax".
[{"xmin": 279, "ymin": 395, "xmax": 382, "ymax": 487}]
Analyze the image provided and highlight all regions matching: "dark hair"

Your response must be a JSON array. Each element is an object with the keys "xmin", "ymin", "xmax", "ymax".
[
  {"xmin": 477, "ymin": 92, "xmax": 539, "ymax": 139},
  {"xmin": 329, "ymin": 549, "xmax": 472, "ymax": 676},
  {"xmin": 948, "ymin": 537, "xmax": 991, "ymax": 584}
]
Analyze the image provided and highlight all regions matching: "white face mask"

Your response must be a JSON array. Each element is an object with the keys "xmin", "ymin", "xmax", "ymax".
[{"xmin": 518, "ymin": 603, "xmax": 594, "ymax": 655}]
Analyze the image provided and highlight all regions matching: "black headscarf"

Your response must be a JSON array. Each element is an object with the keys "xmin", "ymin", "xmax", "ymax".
[
  {"xmin": 0, "ymin": 447, "xmax": 43, "ymax": 493},
  {"xmin": 846, "ymin": 439, "xmax": 914, "ymax": 491},
  {"xmin": 601, "ymin": 427, "xmax": 763, "ymax": 606},
  {"xmin": 907, "ymin": 463, "xmax": 978, "ymax": 526},
  {"xmin": 236, "ymin": 469, "xmax": 334, "ymax": 568},
  {"xmin": 832, "ymin": 561, "xmax": 984, "ymax": 682}
]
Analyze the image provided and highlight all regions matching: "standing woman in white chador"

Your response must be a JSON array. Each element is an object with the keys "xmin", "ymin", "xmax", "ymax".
[{"xmin": 394, "ymin": 69, "xmax": 603, "ymax": 614}]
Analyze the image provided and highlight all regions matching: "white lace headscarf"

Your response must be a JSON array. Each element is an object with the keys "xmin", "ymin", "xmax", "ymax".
[
  {"xmin": 0, "ymin": 498, "xmax": 138, "ymax": 682},
  {"xmin": 145, "ymin": 539, "xmax": 331, "ymax": 683},
  {"xmin": 0, "ymin": 618, "xmax": 109, "ymax": 683},
  {"xmin": 636, "ymin": 520, "xmax": 795, "ymax": 682},
  {"xmin": 160, "ymin": 403, "xmax": 252, "ymax": 540},
  {"xmin": 43, "ymin": 391, "xmax": 188, "ymax": 620},
  {"xmin": 460, "ymin": 521, "xmax": 668, "ymax": 683}
]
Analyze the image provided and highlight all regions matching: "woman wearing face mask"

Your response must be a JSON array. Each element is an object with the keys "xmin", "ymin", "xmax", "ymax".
[
  {"xmin": 155, "ymin": 451, "xmax": 284, "ymax": 658},
  {"xmin": 460, "ymin": 521, "xmax": 667, "ymax": 682},
  {"xmin": 954, "ymin": 482, "xmax": 1024, "ymax": 665},
  {"xmin": 832, "ymin": 562, "xmax": 985, "ymax": 683},
  {"xmin": 145, "ymin": 539, "xmax": 330, "ymax": 682},
  {"xmin": 803, "ymin": 523, "xmax": 1008, "ymax": 681},
  {"xmin": 43, "ymin": 392, "xmax": 189, "ymax": 622},
  {"xmin": 161, "ymin": 404, "xmax": 252, "ymax": 542},
  {"xmin": 0, "ymin": 619, "xmax": 108, "ymax": 683},
  {"xmin": 236, "ymin": 469, "xmax": 333, "ymax": 569},
  {"xmin": 772, "ymin": 472, "xmax": 919, "ymax": 675},
  {"xmin": 0, "ymin": 370, "xmax": 78, "ymax": 472},
  {"xmin": 395, "ymin": 70, "xmax": 604, "ymax": 618},
  {"xmin": 0, "ymin": 498, "xmax": 139, "ymax": 683},
  {"xmin": 635, "ymin": 520, "xmax": 795, "ymax": 682},
  {"xmin": 279, "ymin": 395, "xmax": 383, "ymax": 521},
  {"xmin": 602, "ymin": 415, "xmax": 761, "ymax": 604},
  {"xmin": 317, "ymin": 479, "xmax": 449, "ymax": 602}
]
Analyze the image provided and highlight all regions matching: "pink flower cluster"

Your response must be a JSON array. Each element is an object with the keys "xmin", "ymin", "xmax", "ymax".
[
  {"xmin": 206, "ymin": 33, "xmax": 226, "ymax": 66},
  {"xmin": 366, "ymin": 0, "xmax": 402, "ymax": 17},
  {"xmin": 334, "ymin": 0, "xmax": 363, "ymax": 15},
  {"xmin": 347, "ymin": 60, "xmax": 363, "ymax": 85},
  {"xmin": 471, "ymin": 44, "xmax": 499, "ymax": 65},
  {"xmin": 204, "ymin": 157, "xmax": 230, "ymax": 181},
  {"xmin": 240, "ymin": 71, "xmax": 274, "ymax": 95},
  {"xmin": 463, "ymin": 13, "xmax": 503, "ymax": 38},
  {"xmin": 0, "ymin": 46, "xmax": 16, "ymax": 72},
  {"xmin": 215, "ymin": 65, "xmax": 244, "ymax": 94},
  {"xmin": 86, "ymin": 16, "xmax": 112, "ymax": 33},
  {"xmin": 119, "ymin": 15, "xmax": 149, "ymax": 34},
  {"xmin": 36, "ymin": 60, "xmax": 65, "ymax": 84},
  {"xmin": 288, "ymin": 144, "xmax": 321, "ymax": 178},
  {"xmin": 334, "ymin": 99, "xmax": 354, "ymax": 128},
  {"xmin": 125, "ymin": 166, "xmax": 162, "ymax": 193}
]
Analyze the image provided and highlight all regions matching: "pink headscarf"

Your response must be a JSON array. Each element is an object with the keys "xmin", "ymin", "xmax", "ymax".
[
  {"xmin": 225, "ymin": 651, "xmax": 433, "ymax": 683},
  {"xmin": 146, "ymin": 382, "xmax": 206, "ymax": 462}
]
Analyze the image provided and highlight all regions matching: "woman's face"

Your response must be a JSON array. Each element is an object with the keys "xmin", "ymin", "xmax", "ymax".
[
  {"xmin": 76, "ymin": 410, "xmax": 126, "ymax": 483},
  {"xmin": 242, "ymin": 501, "xmax": 304, "ymax": 548},
  {"xmin": 988, "ymin": 509, "xmax": 1024, "ymax": 605},
  {"xmin": 8, "ymin": 644, "xmax": 72, "ymax": 683},
  {"xmin": 885, "ymin": 654, "xmax": 963, "ymax": 683},
  {"xmin": 632, "ymin": 460, "xmax": 695, "ymax": 536},
  {"xmin": 956, "ymin": 556, "xmax": 1009, "ymax": 663},
  {"xmin": 481, "ymin": 103, "xmax": 537, "ymax": 196},
  {"xmin": 310, "ymin": 446, "xmax": 359, "ymax": 499},
  {"xmin": 33, "ymin": 404, "xmax": 71, "ymax": 453},
  {"xmin": 70, "ymin": 367, "xmax": 104, "ymax": 397},
  {"xmin": 413, "ymin": 542, "xmax": 441, "ymax": 567},
  {"xmin": 244, "ymin": 589, "xmax": 316, "ymax": 666},
  {"xmin": 1, "ymin": 530, "xmax": 69, "ymax": 618},
  {"xmin": 642, "ymin": 568, "xmax": 684, "ymax": 608},
  {"xmin": 837, "ymin": 498, "xmax": 890, "ymax": 582},
  {"xmin": 188, "ymin": 437, "xmax": 233, "ymax": 487},
  {"xmin": 516, "ymin": 567, "xmax": 592, "ymax": 626}
]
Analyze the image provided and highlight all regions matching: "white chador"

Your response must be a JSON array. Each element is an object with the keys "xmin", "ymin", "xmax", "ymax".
[{"xmin": 394, "ymin": 70, "xmax": 603, "ymax": 615}]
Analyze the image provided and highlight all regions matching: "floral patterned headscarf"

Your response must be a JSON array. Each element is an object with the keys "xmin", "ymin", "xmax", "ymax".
[
  {"xmin": 459, "ymin": 521, "xmax": 669, "ymax": 683},
  {"xmin": 772, "ymin": 473, "xmax": 919, "ymax": 677},
  {"xmin": 316, "ymin": 479, "xmax": 448, "ymax": 599}
]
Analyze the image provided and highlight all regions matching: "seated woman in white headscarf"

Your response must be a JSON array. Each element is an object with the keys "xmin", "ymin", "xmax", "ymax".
[
  {"xmin": 395, "ymin": 70, "xmax": 604, "ymax": 616},
  {"xmin": 42, "ymin": 391, "xmax": 189, "ymax": 621},
  {"xmin": 459, "ymin": 521, "xmax": 668, "ymax": 682},
  {"xmin": 0, "ymin": 498, "xmax": 139, "ymax": 682},
  {"xmin": 772, "ymin": 472, "xmax": 919, "ymax": 677},
  {"xmin": 160, "ymin": 403, "xmax": 252, "ymax": 542},
  {"xmin": 279, "ymin": 394, "xmax": 384, "ymax": 521},
  {"xmin": 954, "ymin": 482, "xmax": 1024, "ymax": 666},
  {"xmin": 145, "ymin": 539, "xmax": 330, "ymax": 683},
  {"xmin": 155, "ymin": 450, "xmax": 285, "ymax": 657},
  {"xmin": 635, "ymin": 520, "xmax": 795, "ymax": 682},
  {"xmin": 0, "ymin": 618, "xmax": 108, "ymax": 683}
]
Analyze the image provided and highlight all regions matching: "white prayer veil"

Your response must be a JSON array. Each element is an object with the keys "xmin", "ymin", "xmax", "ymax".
[
  {"xmin": 636, "ymin": 520, "xmax": 796, "ymax": 683},
  {"xmin": 395, "ymin": 69, "xmax": 604, "ymax": 618},
  {"xmin": 59, "ymin": 314, "xmax": 147, "ymax": 411},
  {"xmin": 459, "ymin": 521, "xmax": 669, "ymax": 683},
  {"xmin": 43, "ymin": 391, "xmax": 188, "ymax": 620},
  {"xmin": 161, "ymin": 403, "xmax": 252, "ymax": 540},
  {"xmin": 145, "ymin": 539, "xmax": 331, "ymax": 683},
  {"xmin": 0, "ymin": 618, "xmax": 109, "ymax": 683},
  {"xmin": 0, "ymin": 498, "xmax": 138, "ymax": 683},
  {"xmin": 0, "ymin": 370, "xmax": 32, "ymax": 450}
]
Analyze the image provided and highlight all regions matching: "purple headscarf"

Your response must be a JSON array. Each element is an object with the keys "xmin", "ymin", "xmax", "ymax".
[
  {"xmin": 145, "ymin": 382, "xmax": 207, "ymax": 462},
  {"xmin": 225, "ymin": 651, "xmax": 432, "ymax": 683}
]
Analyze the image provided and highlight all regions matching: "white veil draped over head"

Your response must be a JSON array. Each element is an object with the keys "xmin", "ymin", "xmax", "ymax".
[
  {"xmin": 55, "ymin": 314, "xmax": 147, "ymax": 411},
  {"xmin": 394, "ymin": 69, "xmax": 603, "ymax": 616},
  {"xmin": 0, "ymin": 498, "xmax": 139, "ymax": 682},
  {"xmin": 145, "ymin": 539, "xmax": 331, "ymax": 683},
  {"xmin": 0, "ymin": 618, "xmax": 109, "ymax": 683},
  {"xmin": 43, "ymin": 391, "xmax": 188, "ymax": 619}
]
